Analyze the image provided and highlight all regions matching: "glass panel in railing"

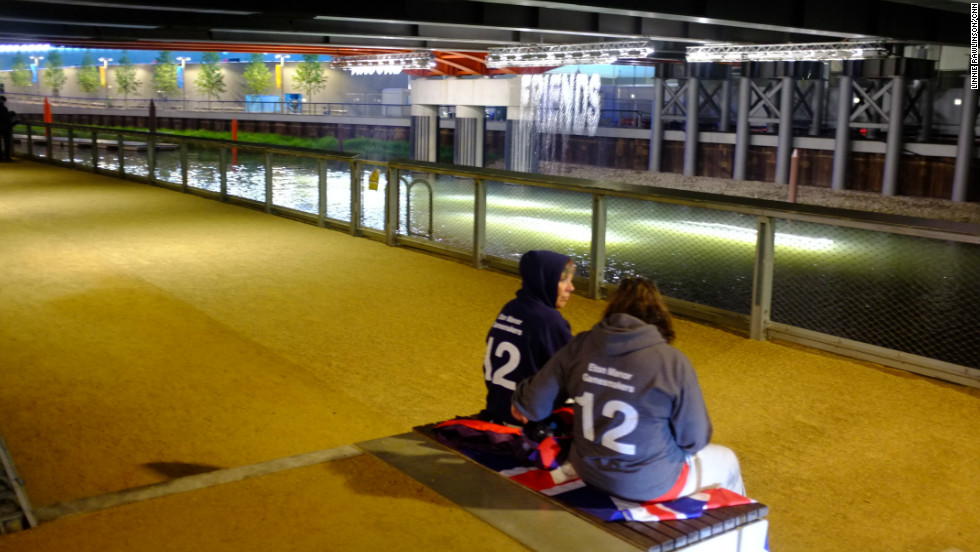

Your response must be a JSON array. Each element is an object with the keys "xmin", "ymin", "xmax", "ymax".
[
  {"xmin": 10, "ymin": 124, "xmax": 29, "ymax": 157},
  {"xmin": 44, "ymin": 127, "xmax": 73, "ymax": 163},
  {"xmin": 152, "ymin": 141, "xmax": 183, "ymax": 186},
  {"xmin": 324, "ymin": 160, "xmax": 352, "ymax": 223},
  {"xmin": 771, "ymin": 219, "xmax": 980, "ymax": 368},
  {"xmin": 398, "ymin": 171, "xmax": 474, "ymax": 251},
  {"xmin": 71, "ymin": 129, "xmax": 95, "ymax": 168},
  {"xmin": 27, "ymin": 125, "xmax": 48, "ymax": 159},
  {"xmin": 270, "ymin": 154, "xmax": 318, "ymax": 213},
  {"xmin": 484, "ymin": 181, "xmax": 592, "ymax": 278},
  {"xmin": 183, "ymin": 143, "xmax": 224, "ymax": 193},
  {"xmin": 360, "ymin": 163, "xmax": 388, "ymax": 231},
  {"xmin": 605, "ymin": 197, "xmax": 757, "ymax": 314},
  {"xmin": 120, "ymin": 133, "xmax": 150, "ymax": 178},
  {"xmin": 225, "ymin": 149, "xmax": 267, "ymax": 202},
  {"xmin": 96, "ymin": 132, "xmax": 121, "ymax": 171}
]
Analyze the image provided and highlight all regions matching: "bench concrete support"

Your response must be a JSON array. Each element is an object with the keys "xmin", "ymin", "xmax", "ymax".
[{"xmin": 361, "ymin": 430, "xmax": 770, "ymax": 552}]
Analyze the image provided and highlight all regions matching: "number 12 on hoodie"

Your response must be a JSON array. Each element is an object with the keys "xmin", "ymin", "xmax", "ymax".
[{"xmin": 484, "ymin": 337, "xmax": 520, "ymax": 390}]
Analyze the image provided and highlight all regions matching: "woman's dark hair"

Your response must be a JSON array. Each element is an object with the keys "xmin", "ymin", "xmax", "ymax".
[{"xmin": 604, "ymin": 277, "xmax": 675, "ymax": 343}]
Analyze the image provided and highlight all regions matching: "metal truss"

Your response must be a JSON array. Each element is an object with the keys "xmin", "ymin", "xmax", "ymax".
[{"xmin": 687, "ymin": 41, "xmax": 890, "ymax": 63}]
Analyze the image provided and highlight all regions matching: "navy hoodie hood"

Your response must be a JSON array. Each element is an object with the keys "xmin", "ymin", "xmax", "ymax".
[{"xmin": 518, "ymin": 250, "xmax": 570, "ymax": 308}]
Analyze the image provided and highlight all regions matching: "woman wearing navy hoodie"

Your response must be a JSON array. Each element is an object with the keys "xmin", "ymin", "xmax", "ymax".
[{"xmin": 480, "ymin": 250, "xmax": 576, "ymax": 425}]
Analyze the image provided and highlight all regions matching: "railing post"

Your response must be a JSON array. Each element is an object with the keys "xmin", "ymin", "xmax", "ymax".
[
  {"xmin": 180, "ymin": 142, "xmax": 189, "ymax": 193},
  {"xmin": 264, "ymin": 151, "xmax": 273, "ymax": 213},
  {"xmin": 218, "ymin": 146, "xmax": 227, "ymax": 200},
  {"xmin": 318, "ymin": 158, "xmax": 327, "ymax": 227},
  {"xmin": 473, "ymin": 178, "xmax": 487, "ymax": 269},
  {"xmin": 67, "ymin": 127, "xmax": 75, "ymax": 166},
  {"xmin": 589, "ymin": 194, "xmax": 607, "ymax": 300},
  {"xmin": 45, "ymin": 124, "xmax": 52, "ymax": 161},
  {"xmin": 385, "ymin": 166, "xmax": 399, "ymax": 246},
  {"xmin": 147, "ymin": 134, "xmax": 156, "ymax": 183},
  {"xmin": 350, "ymin": 160, "xmax": 361, "ymax": 236},
  {"xmin": 750, "ymin": 216, "xmax": 775, "ymax": 341},
  {"xmin": 117, "ymin": 133, "xmax": 125, "ymax": 176},
  {"xmin": 25, "ymin": 122, "xmax": 33, "ymax": 159},
  {"xmin": 91, "ymin": 130, "xmax": 98, "ymax": 170}
]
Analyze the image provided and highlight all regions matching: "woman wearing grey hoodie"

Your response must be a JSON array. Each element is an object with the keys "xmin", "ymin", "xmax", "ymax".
[{"xmin": 511, "ymin": 276, "xmax": 744, "ymax": 502}]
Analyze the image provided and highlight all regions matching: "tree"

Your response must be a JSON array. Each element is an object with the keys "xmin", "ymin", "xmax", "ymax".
[
  {"xmin": 114, "ymin": 51, "xmax": 141, "ymax": 102},
  {"xmin": 9, "ymin": 53, "xmax": 33, "ymax": 90},
  {"xmin": 293, "ymin": 54, "xmax": 327, "ymax": 113},
  {"xmin": 77, "ymin": 51, "xmax": 100, "ymax": 95},
  {"xmin": 242, "ymin": 53, "xmax": 273, "ymax": 96},
  {"xmin": 195, "ymin": 51, "xmax": 226, "ymax": 104},
  {"xmin": 42, "ymin": 49, "xmax": 67, "ymax": 96},
  {"xmin": 153, "ymin": 51, "xmax": 180, "ymax": 98}
]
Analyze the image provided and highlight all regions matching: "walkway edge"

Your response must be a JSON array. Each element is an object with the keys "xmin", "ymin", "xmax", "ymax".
[{"xmin": 33, "ymin": 444, "xmax": 363, "ymax": 523}]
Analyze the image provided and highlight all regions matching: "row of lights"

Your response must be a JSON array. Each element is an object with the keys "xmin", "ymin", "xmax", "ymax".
[
  {"xmin": 486, "ymin": 40, "xmax": 654, "ymax": 68},
  {"xmin": 330, "ymin": 52, "xmax": 435, "ymax": 75}
]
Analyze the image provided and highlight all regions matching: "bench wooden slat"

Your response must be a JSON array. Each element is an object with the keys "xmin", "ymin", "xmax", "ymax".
[
  {"xmin": 660, "ymin": 517, "xmax": 711, "ymax": 544},
  {"xmin": 627, "ymin": 519, "xmax": 689, "ymax": 549}
]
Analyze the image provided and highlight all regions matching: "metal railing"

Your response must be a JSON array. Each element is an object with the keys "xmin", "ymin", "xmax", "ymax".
[
  {"xmin": 13, "ymin": 121, "xmax": 980, "ymax": 388},
  {"xmin": 2, "ymin": 92, "xmax": 414, "ymax": 118}
]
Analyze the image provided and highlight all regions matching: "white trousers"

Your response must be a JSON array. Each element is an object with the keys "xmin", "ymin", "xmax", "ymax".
[
  {"xmin": 550, "ymin": 443, "xmax": 747, "ymax": 498},
  {"xmin": 680, "ymin": 443, "xmax": 746, "ymax": 496}
]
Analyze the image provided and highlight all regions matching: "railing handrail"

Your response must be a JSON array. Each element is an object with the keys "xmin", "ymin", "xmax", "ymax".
[
  {"xmin": 20, "ymin": 121, "xmax": 979, "ymax": 240},
  {"xmin": 24, "ymin": 121, "xmax": 360, "ymax": 161}
]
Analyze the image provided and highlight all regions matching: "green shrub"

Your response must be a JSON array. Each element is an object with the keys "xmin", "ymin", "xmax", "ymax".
[
  {"xmin": 111, "ymin": 126, "xmax": 339, "ymax": 150},
  {"xmin": 341, "ymin": 137, "xmax": 409, "ymax": 161}
]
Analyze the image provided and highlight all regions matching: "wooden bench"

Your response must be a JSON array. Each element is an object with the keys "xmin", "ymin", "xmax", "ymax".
[{"xmin": 360, "ymin": 422, "xmax": 769, "ymax": 552}]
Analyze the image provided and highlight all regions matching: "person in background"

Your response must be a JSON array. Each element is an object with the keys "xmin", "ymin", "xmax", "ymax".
[
  {"xmin": 511, "ymin": 276, "xmax": 745, "ymax": 502},
  {"xmin": 0, "ymin": 96, "xmax": 14, "ymax": 162},
  {"xmin": 479, "ymin": 250, "xmax": 576, "ymax": 425}
]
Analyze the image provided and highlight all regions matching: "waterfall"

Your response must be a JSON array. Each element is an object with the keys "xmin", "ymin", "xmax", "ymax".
[{"xmin": 513, "ymin": 73, "xmax": 601, "ymax": 174}]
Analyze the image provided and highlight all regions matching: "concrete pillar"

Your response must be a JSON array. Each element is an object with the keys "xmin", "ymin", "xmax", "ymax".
[
  {"xmin": 734, "ymin": 75, "xmax": 751, "ymax": 181},
  {"xmin": 831, "ymin": 75, "xmax": 852, "ymax": 191},
  {"xmin": 410, "ymin": 104, "xmax": 438, "ymax": 163},
  {"xmin": 719, "ymin": 78, "xmax": 732, "ymax": 132},
  {"xmin": 882, "ymin": 75, "xmax": 905, "ymax": 196},
  {"xmin": 684, "ymin": 76, "xmax": 699, "ymax": 177},
  {"xmin": 809, "ymin": 77, "xmax": 825, "ymax": 136},
  {"xmin": 952, "ymin": 78, "xmax": 978, "ymax": 202},
  {"xmin": 453, "ymin": 105, "xmax": 485, "ymax": 167},
  {"xmin": 775, "ymin": 76, "xmax": 794, "ymax": 184},
  {"xmin": 917, "ymin": 79, "xmax": 934, "ymax": 142},
  {"xmin": 649, "ymin": 77, "xmax": 665, "ymax": 172}
]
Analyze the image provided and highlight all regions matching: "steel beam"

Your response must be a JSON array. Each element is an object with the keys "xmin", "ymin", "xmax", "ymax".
[
  {"xmin": 831, "ymin": 75, "xmax": 852, "ymax": 191},
  {"xmin": 734, "ymin": 75, "xmax": 751, "ymax": 181},
  {"xmin": 684, "ymin": 75, "xmax": 699, "ymax": 177},
  {"xmin": 649, "ymin": 76, "xmax": 665, "ymax": 172},
  {"xmin": 952, "ymin": 78, "xmax": 979, "ymax": 202},
  {"xmin": 882, "ymin": 76, "xmax": 905, "ymax": 196},
  {"xmin": 775, "ymin": 76, "xmax": 794, "ymax": 184}
]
